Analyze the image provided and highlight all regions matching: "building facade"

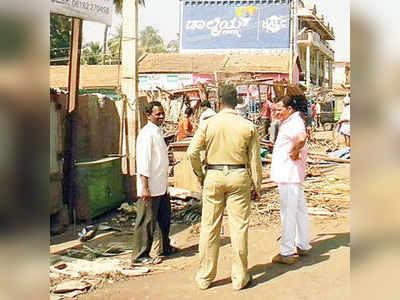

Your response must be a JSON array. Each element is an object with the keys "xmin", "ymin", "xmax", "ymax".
[
  {"xmin": 296, "ymin": 1, "xmax": 335, "ymax": 89},
  {"xmin": 179, "ymin": 0, "xmax": 335, "ymax": 90},
  {"xmin": 333, "ymin": 61, "xmax": 351, "ymax": 86}
]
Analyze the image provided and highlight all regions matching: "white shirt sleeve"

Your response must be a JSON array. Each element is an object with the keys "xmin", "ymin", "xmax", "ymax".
[
  {"xmin": 136, "ymin": 132, "xmax": 152, "ymax": 177},
  {"xmin": 287, "ymin": 117, "xmax": 306, "ymax": 140}
]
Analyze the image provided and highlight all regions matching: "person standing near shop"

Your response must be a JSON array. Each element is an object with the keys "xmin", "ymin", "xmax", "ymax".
[
  {"xmin": 187, "ymin": 83, "xmax": 262, "ymax": 290},
  {"xmin": 338, "ymin": 94, "xmax": 350, "ymax": 147},
  {"xmin": 260, "ymin": 96, "xmax": 272, "ymax": 137},
  {"xmin": 269, "ymin": 96, "xmax": 282, "ymax": 143},
  {"xmin": 199, "ymin": 100, "xmax": 216, "ymax": 126},
  {"xmin": 270, "ymin": 95, "xmax": 312, "ymax": 265},
  {"xmin": 315, "ymin": 101, "xmax": 321, "ymax": 128},
  {"xmin": 132, "ymin": 101, "xmax": 178, "ymax": 265},
  {"xmin": 176, "ymin": 107, "xmax": 194, "ymax": 141}
]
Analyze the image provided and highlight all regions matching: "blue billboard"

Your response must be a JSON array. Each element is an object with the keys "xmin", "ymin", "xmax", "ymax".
[{"xmin": 181, "ymin": 3, "xmax": 290, "ymax": 50}]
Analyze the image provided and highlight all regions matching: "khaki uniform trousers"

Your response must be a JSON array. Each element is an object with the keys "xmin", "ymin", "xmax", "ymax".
[{"xmin": 196, "ymin": 167, "xmax": 252, "ymax": 290}]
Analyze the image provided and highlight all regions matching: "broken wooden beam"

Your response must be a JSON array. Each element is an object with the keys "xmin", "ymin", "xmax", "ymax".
[
  {"xmin": 50, "ymin": 232, "xmax": 115, "ymax": 255},
  {"xmin": 308, "ymin": 154, "xmax": 350, "ymax": 163}
]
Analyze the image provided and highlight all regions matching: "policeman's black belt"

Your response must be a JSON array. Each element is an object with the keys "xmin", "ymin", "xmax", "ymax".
[{"xmin": 206, "ymin": 164, "xmax": 246, "ymax": 170}]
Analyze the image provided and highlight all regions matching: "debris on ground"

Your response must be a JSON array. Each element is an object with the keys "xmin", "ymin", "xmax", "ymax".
[
  {"xmin": 169, "ymin": 187, "xmax": 201, "ymax": 200},
  {"xmin": 327, "ymin": 147, "xmax": 350, "ymax": 159},
  {"xmin": 49, "ymin": 254, "xmax": 151, "ymax": 299},
  {"xmin": 118, "ymin": 202, "xmax": 137, "ymax": 215},
  {"xmin": 171, "ymin": 198, "xmax": 201, "ymax": 225},
  {"xmin": 78, "ymin": 225, "xmax": 97, "ymax": 242},
  {"xmin": 251, "ymin": 162, "xmax": 350, "ymax": 227},
  {"xmin": 50, "ymin": 130, "xmax": 350, "ymax": 298}
]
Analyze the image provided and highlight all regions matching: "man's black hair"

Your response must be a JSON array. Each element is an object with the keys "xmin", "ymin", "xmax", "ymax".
[
  {"xmin": 184, "ymin": 107, "xmax": 193, "ymax": 116},
  {"xmin": 200, "ymin": 100, "xmax": 211, "ymax": 108},
  {"xmin": 145, "ymin": 101, "xmax": 163, "ymax": 115},
  {"xmin": 219, "ymin": 83, "xmax": 238, "ymax": 108}
]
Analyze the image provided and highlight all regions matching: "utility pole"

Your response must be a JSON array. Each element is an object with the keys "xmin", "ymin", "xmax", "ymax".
[
  {"xmin": 121, "ymin": 0, "xmax": 139, "ymax": 189},
  {"xmin": 289, "ymin": 0, "xmax": 296, "ymax": 84},
  {"xmin": 65, "ymin": 17, "xmax": 82, "ymax": 227}
]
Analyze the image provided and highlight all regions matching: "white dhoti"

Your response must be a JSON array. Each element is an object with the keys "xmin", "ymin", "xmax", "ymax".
[
  {"xmin": 339, "ymin": 122, "xmax": 350, "ymax": 136},
  {"xmin": 278, "ymin": 183, "xmax": 311, "ymax": 256}
]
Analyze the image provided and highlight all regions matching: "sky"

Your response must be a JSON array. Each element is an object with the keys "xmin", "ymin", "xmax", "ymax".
[{"xmin": 82, "ymin": 0, "xmax": 350, "ymax": 61}]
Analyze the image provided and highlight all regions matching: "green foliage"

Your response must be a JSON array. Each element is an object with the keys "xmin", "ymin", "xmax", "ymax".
[
  {"xmin": 107, "ymin": 25, "xmax": 169, "ymax": 64},
  {"xmin": 107, "ymin": 25, "xmax": 122, "ymax": 64},
  {"xmin": 167, "ymin": 39, "xmax": 180, "ymax": 53},
  {"xmin": 50, "ymin": 14, "xmax": 71, "ymax": 65},
  {"xmin": 114, "ymin": 0, "xmax": 146, "ymax": 13},
  {"xmin": 138, "ymin": 26, "xmax": 167, "ymax": 57},
  {"xmin": 81, "ymin": 42, "xmax": 103, "ymax": 65}
]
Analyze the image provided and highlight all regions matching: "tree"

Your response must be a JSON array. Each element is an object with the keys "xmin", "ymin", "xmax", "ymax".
[
  {"xmin": 81, "ymin": 42, "xmax": 103, "ymax": 65},
  {"xmin": 167, "ymin": 38, "xmax": 179, "ymax": 53},
  {"xmin": 50, "ymin": 14, "xmax": 71, "ymax": 65},
  {"xmin": 138, "ymin": 26, "xmax": 167, "ymax": 57},
  {"xmin": 102, "ymin": 0, "xmax": 147, "ymax": 64},
  {"xmin": 108, "ymin": 25, "xmax": 123, "ymax": 64}
]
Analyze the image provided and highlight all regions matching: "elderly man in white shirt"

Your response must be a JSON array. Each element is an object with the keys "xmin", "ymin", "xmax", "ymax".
[
  {"xmin": 132, "ymin": 101, "xmax": 178, "ymax": 265},
  {"xmin": 199, "ymin": 100, "xmax": 216, "ymax": 126},
  {"xmin": 338, "ymin": 94, "xmax": 350, "ymax": 147}
]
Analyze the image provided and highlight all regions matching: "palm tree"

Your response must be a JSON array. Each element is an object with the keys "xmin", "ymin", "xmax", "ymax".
[
  {"xmin": 139, "ymin": 26, "xmax": 167, "ymax": 57},
  {"xmin": 108, "ymin": 25, "xmax": 122, "ymax": 64},
  {"xmin": 167, "ymin": 38, "xmax": 179, "ymax": 53},
  {"xmin": 81, "ymin": 42, "xmax": 103, "ymax": 65},
  {"xmin": 102, "ymin": 0, "xmax": 146, "ymax": 64}
]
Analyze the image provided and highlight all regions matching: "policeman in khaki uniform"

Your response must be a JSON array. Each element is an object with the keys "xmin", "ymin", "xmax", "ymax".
[{"xmin": 187, "ymin": 83, "xmax": 262, "ymax": 290}]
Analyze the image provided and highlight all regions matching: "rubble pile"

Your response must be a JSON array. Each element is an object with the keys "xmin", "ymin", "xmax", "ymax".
[
  {"xmin": 307, "ymin": 135, "xmax": 339, "ymax": 155},
  {"xmin": 49, "ymin": 254, "xmax": 151, "ymax": 300},
  {"xmin": 162, "ymin": 120, "xmax": 178, "ymax": 137},
  {"xmin": 171, "ymin": 199, "xmax": 202, "ymax": 225},
  {"xmin": 250, "ymin": 163, "xmax": 350, "ymax": 227}
]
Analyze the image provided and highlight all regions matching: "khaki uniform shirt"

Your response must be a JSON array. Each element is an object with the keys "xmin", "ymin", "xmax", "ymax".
[{"xmin": 187, "ymin": 108, "xmax": 262, "ymax": 194}]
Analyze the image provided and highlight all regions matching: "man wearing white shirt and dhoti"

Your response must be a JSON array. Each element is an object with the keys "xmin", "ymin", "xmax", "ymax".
[
  {"xmin": 270, "ymin": 95, "xmax": 312, "ymax": 265},
  {"xmin": 132, "ymin": 101, "xmax": 178, "ymax": 265},
  {"xmin": 338, "ymin": 94, "xmax": 350, "ymax": 147}
]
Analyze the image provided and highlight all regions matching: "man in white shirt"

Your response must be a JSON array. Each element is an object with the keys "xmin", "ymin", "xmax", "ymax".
[
  {"xmin": 235, "ymin": 95, "xmax": 249, "ymax": 118},
  {"xmin": 315, "ymin": 101, "xmax": 321, "ymax": 128},
  {"xmin": 199, "ymin": 101, "xmax": 216, "ymax": 126},
  {"xmin": 338, "ymin": 95, "xmax": 350, "ymax": 147},
  {"xmin": 132, "ymin": 101, "xmax": 177, "ymax": 264}
]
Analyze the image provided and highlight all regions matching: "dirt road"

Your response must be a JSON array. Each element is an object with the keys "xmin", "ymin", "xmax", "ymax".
[{"xmin": 79, "ymin": 165, "xmax": 350, "ymax": 300}]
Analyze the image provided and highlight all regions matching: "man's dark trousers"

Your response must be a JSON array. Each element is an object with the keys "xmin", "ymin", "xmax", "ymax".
[{"xmin": 132, "ymin": 193, "xmax": 171, "ymax": 261}]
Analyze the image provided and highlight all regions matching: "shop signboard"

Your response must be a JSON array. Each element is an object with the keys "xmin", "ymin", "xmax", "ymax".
[
  {"xmin": 50, "ymin": 0, "xmax": 113, "ymax": 25},
  {"xmin": 181, "ymin": 2, "xmax": 290, "ymax": 50}
]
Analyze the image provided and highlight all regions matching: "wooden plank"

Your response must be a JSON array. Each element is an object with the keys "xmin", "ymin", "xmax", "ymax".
[
  {"xmin": 173, "ymin": 150, "xmax": 202, "ymax": 193},
  {"xmin": 50, "ymin": 232, "xmax": 115, "ymax": 255},
  {"xmin": 309, "ymin": 154, "xmax": 350, "ymax": 163},
  {"xmin": 67, "ymin": 18, "xmax": 83, "ymax": 113},
  {"xmin": 169, "ymin": 187, "xmax": 201, "ymax": 200}
]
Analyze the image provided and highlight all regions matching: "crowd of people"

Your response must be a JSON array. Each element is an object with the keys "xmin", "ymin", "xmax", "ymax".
[{"xmin": 132, "ymin": 83, "xmax": 350, "ymax": 290}]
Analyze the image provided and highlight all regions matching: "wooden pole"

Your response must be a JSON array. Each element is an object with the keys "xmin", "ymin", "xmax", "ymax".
[
  {"xmin": 121, "ymin": 0, "xmax": 139, "ymax": 177},
  {"xmin": 67, "ymin": 18, "xmax": 83, "ymax": 113},
  {"xmin": 64, "ymin": 17, "xmax": 82, "ymax": 228},
  {"xmin": 289, "ymin": 0, "xmax": 295, "ymax": 84}
]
